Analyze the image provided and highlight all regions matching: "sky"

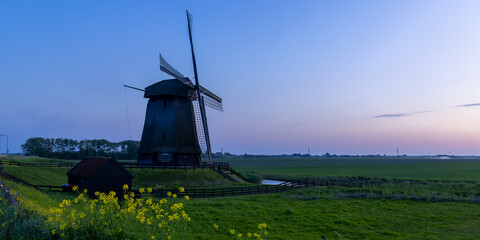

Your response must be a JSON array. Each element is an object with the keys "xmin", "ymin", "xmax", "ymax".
[{"xmin": 2, "ymin": 0, "xmax": 480, "ymax": 155}]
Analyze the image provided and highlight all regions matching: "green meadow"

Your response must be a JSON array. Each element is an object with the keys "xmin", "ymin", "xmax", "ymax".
[
  {"xmin": 2, "ymin": 156, "xmax": 480, "ymax": 239},
  {"xmin": 224, "ymin": 157, "xmax": 480, "ymax": 180}
]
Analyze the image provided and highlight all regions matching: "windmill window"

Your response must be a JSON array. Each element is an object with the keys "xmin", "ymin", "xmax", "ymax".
[{"xmin": 160, "ymin": 153, "xmax": 170, "ymax": 162}]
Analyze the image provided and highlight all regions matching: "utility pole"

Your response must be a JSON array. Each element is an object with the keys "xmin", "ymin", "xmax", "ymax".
[{"xmin": 0, "ymin": 134, "xmax": 8, "ymax": 155}]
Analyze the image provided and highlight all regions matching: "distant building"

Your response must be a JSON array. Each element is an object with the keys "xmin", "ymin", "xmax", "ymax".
[{"xmin": 67, "ymin": 157, "xmax": 133, "ymax": 197}]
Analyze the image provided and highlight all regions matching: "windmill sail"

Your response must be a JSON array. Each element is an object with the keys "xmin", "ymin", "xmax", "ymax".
[
  {"xmin": 198, "ymin": 86, "xmax": 223, "ymax": 111},
  {"xmin": 159, "ymin": 53, "xmax": 194, "ymax": 87},
  {"xmin": 201, "ymin": 93, "xmax": 223, "ymax": 111},
  {"xmin": 192, "ymin": 100, "xmax": 208, "ymax": 153},
  {"xmin": 186, "ymin": 10, "xmax": 214, "ymax": 165}
]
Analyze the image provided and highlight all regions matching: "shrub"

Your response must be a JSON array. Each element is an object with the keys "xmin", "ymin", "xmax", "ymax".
[{"xmin": 241, "ymin": 173, "xmax": 262, "ymax": 184}]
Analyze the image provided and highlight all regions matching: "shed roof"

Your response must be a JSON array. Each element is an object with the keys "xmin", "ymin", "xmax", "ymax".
[{"xmin": 67, "ymin": 157, "xmax": 133, "ymax": 178}]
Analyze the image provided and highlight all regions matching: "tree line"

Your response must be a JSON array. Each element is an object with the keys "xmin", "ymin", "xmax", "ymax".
[{"xmin": 21, "ymin": 137, "xmax": 139, "ymax": 160}]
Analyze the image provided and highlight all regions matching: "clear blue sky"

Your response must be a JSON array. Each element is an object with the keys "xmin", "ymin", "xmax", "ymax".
[{"xmin": 2, "ymin": 0, "xmax": 480, "ymax": 155}]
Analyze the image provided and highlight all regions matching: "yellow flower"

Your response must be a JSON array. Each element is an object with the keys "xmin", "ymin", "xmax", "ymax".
[
  {"xmin": 167, "ymin": 192, "xmax": 172, "ymax": 197},
  {"xmin": 184, "ymin": 195, "xmax": 189, "ymax": 200},
  {"xmin": 123, "ymin": 184, "xmax": 129, "ymax": 190},
  {"xmin": 258, "ymin": 223, "xmax": 267, "ymax": 229},
  {"xmin": 179, "ymin": 187, "xmax": 184, "ymax": 192},
  {"xmin": 213, "ymin": 223, "xmax": 219, "ymax": 230},
  {"xmin": 72, "ymin": 185, "xmax": 79, "ymax": 191},
  {"xmin": 229, "ymin": 229, "xmax": 235, "ymax": 235},
  {"xmin": 248, "ymin": 233, "xmax": 252, "ymax": 237},
  {"xmin": 151, "ymin": 235, "xmax": 155, "ymax": 239},
  {"xmin": 264, "ymin": 231, "xmax": 268, "ymax": 235},
  {"xmin": 147, "ymin": 187, "xmax": 152, "ymax": 193},
  {"xmin": 139, "ymin": 188, "xmax": 145, "ymax": 193},
  {"xmin": 238, "ymin": 233, "xmax": 243, "ymax": 237},
  {"xmin": 172, "ymin": 194, "xmax": 177, "ymax": 198}
]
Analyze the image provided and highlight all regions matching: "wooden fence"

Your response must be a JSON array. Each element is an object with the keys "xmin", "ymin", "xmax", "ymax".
[
  {"xmin": 0, "ymin": 180, "xmax": 23, "ymax": 219},
  {"xmin": 34, "ymin": 179, "xmax": 333, "ymax": 199},
  {"xmin": 0, "ymin": 180, "xmax": 19, "ymax": 206},
  {"xmin": 149, "ymin": 179, "xmax": 332, "ymax": 199},
  {"xmin": 0, "ymin": 160, "xmax": 230, "ymax": 171},
  {"xmin": 0, "ymin": 160, "xmax": 76, "ymax": 167},
  {"xmin": 36, "ymin": 185, "xmax": 64, "ymax": 192}
]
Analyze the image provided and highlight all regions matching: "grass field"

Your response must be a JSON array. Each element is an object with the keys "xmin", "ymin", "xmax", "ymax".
[
  {"xmin": 222, "ymin": 157, "xmax": 480, "ymax": 180},
  {"xmin": 2, "ymin": 177, "xmax": 480, "ymax": 239},
  {"xmin": 3, "ymin": 156, "xmax": 480, "ymax": 239},
  {"xmin": 187, "ymin": 189, "xmax": 480, "ymax": 240}
]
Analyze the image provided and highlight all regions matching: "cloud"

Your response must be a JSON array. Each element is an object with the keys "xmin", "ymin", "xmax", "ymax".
[
  {"xmin": 374, "ymin": 113, "xmax": 412, "ymax": 118},
  {"xmin": 456, "ymin": 103, "xmax": 480, "ymax": 108},
  {"xmin": 373, "ymin": 110, "xmax": 436, "ymax": 118}
]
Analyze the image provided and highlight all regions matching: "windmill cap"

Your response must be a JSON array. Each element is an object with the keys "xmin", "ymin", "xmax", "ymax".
[{"xmin": 144, "ymin": 79, "xmax": 194, "ymax": 98}]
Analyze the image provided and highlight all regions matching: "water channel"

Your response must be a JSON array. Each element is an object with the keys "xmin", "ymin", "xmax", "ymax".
[{"xmin": 261, "ymin": 179, "xmax": 286, "ymax": 185}]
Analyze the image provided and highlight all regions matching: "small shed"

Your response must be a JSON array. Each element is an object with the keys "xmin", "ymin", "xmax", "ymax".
[{"xmin": 67, "ymin": 157, "xmax": 133, "ymax": 197}]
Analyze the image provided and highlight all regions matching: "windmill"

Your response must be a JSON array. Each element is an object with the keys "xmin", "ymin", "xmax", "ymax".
[{"xmin": 132, "ymin": 10, "xmax": 222, "ymax": 166}]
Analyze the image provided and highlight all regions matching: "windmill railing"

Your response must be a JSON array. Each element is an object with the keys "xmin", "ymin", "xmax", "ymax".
[{"xmin": 119, "ymin": 162, "xmax": 230, "ymax": 171}]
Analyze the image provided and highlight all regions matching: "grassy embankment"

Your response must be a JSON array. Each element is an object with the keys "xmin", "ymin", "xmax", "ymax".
[{"xmin": 1, "ymin": 165, "xmax": 238, "ymax": 189}]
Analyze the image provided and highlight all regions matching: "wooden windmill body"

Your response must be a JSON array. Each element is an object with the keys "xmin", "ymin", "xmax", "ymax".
[
  {"xmin": 134, "ymin": 11, "xmax": 223, "ymax": 166},
  {"xmin": 137, "ymin": 79, "xmax": 202, "ymax": 165}
]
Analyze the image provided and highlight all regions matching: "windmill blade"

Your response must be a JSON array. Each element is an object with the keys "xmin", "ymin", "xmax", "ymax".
[
  {"xmin": 202, "ymin": 93, "xmax": 223, "ymax": 111},
  {"xmin": 199, "ymin": 85, "xmax": 222, "ymax": 103},
  {"xmin": 159, "ymin": 53, "xmax": 193, "ymax": 86},
  {"xmin": 159, "ymin": 53, "xmax": 184, "ymax": 79},
  {"xmin": 198, "ymin": 85, "xmax": 223, "ymax": 111}
]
